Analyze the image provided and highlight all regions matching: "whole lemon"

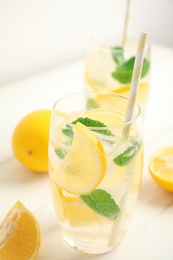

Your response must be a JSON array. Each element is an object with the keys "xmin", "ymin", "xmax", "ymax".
[{"xmin": 12, "ymin": 110, "xmax": 52, "ymax": 173}]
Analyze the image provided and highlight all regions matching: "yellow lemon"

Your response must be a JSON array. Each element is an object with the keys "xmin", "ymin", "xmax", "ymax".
[
  {"xmin": 0, "ymin": 201, "xmax": 41, "ymax": 260},
  {"xmin": 149, "ymin": 146, "xmax": 173, "ymax": 192},
  {"xmin": 12, "ymin": 110, "xmax": 51, "ymax": 173}
]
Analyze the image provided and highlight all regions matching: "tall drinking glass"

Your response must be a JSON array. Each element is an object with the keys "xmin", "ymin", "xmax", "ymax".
[
  {"xmin": 84, "ymin": 34, "xmax": 150, "ymax": 114},
  {"xmin": 48, "ymin": 91, "xmax": 143, "ymax": 254}
]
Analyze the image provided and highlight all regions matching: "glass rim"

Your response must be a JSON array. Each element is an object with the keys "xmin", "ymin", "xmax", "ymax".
[
  {"xmin": 52, "ymin": 91, "xmax": 142, "ymax": 130},
  {"xmin": 89, "ymin": 32, "xmax": 150, "ymax": 52}
]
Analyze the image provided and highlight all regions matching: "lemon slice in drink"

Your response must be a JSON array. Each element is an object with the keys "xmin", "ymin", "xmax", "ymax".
[
  {"xmin": 86, "ymin": 83, "xmax": 148, "ymax": 110},
  {"xmin": 0, "ymin": 201, "xmax": 41, "ymax": 260},
  {"xmin": 85, "ymin": 48, "xmax": 117, "ymax": 92},
  {"xmin": 51, "ymin": 122, "xmax": 106, "ymax": 195},
  {"xmin": 49, "ymin": 179, "xmax": 104, "ymax": 227},
  {"xmin": 49, "ymin": 176, "xmax": 68, "ymax": 222},
  {"xmin": 85, "ymin": 48, "xmax": 149, "ymax": 109},
  {"xmin": 84, "ymin": 109, "xmax": 124, "ymax": 126},
  {"xmin": 63, "ymin": 197, "xmax": 108, "ymax": 227},
  {"xmin": 149, "ymin": 146, "xmax": 173, "ymax": 192}
]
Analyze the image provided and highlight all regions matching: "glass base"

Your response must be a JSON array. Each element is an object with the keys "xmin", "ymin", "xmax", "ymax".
[{"xmin": 64, "ymin": 236, "xmax": 117, "ymax": 255}]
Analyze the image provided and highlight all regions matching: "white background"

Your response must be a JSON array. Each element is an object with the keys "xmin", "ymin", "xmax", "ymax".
[{"xmin": 0, "ymin": 0, "xmax": 173, "ymax": 86}]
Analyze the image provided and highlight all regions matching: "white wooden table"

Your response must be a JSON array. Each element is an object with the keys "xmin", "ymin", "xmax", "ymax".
[{"xmin": 0, "ymin": 44, "xmax": 173, "ymax": 260}]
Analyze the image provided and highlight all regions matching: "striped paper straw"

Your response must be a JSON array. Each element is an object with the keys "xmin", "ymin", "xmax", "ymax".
[
  {"xmin": 122, "ymin": 0, "xmax": 131, "ymax": 47},
  {"xmin": 123, "ymin": 32, "xmax": 148, "ymax": 138}
]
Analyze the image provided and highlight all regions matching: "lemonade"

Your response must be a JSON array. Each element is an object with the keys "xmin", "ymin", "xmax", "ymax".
[
  {"xmin": 48, "ymin": 92, "xmax": 143, "ymax": 254},
  {"xmin": 84, "ymin": 35, "xmax": 150, "ymax": 113}
]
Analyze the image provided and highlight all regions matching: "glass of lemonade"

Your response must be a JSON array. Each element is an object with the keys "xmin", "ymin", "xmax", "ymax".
[
  {"xmin": 48, "ymin": 91, "xmax": 143, "ymax": 254},
  {"xmin": 84, "ymin": 34, "xmax": 150, "ymax": 114}
]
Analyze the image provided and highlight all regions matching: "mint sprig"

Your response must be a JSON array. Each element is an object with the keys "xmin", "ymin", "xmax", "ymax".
[
  {"xmin": 112, "ymin": 57, "xmax": 150, "ymax": 84},
  {"xmin": 62, "ymin": 124, "xmax": 73, "ymax": 139},
  {"xmin": 113, "ymin": 137, "xmax": 142, "ymax": 166},
  {"xmin": 62, "ymin": 117, "xmax": 114, "ymax": 138},
  {"xmin": 55, "ymin": 117, "xmax": 115, "ymax": 159},
  {"xmin": 74, "ymin": 117, "xmax": 114, "ymax": 136},
  {"xmin": 55, "ymin": 117, "xmax": 114, "ymax": 159},
  {"xmin": 80, "ymin": 189, "xmax": 120, "ymax": 220},
  {"xmin": 86, "ymin": 98, "xmax": 98, "ymax": 109},
  {"xmin": 111, "ymin": 46, "xmax": 124, "ymax": 65},
  {"xmin": 54, "ymin": 148, "xmax": 66, "ymax": 159}
]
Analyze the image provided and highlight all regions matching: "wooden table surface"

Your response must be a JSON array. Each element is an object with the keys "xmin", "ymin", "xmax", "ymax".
[{"xmin": 0, "ymin": 44, "xmax": 173, "ymax": 260}]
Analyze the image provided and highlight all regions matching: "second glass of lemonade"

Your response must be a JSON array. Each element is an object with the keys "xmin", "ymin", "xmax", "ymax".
[
  {"xmin": 84, "ymin": 34, "xmax": 150, "ymax": 114},
  {"xmin": 48, "ymin": 91, "xmax": 143, "ymax": 254}
]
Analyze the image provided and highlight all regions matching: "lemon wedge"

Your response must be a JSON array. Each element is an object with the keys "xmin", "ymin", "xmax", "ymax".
[
  {"xmin": 50, "ymin": 122, "xmax": 106, "ymax": 195},
  {"xmin": 149, "ymin": 146, "xmax": 173, "ymax": 192},
  {"xmin": 0, "ymin": 201, "xmax": 41, "ymax": 260}
]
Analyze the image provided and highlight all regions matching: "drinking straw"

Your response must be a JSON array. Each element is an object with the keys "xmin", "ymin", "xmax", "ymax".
[
  {"xmin": 122, "ymin": 0, "xmax": 131, "ymax": 47},
  {"xmin": 123, "ymin": 32, "xmax": 148, "ymax": 138},
  {"xmin": 108, "ymin": 32, "xmax": 148, "ymax": 246}
]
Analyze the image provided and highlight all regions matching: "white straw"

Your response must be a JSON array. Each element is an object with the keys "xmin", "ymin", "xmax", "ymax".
[
  {"xmin": 108, "ymin": 33, "xmax": 148, "ymax": 247},
  {"xmin": 122, "ymin": 0, "xmax": 131, "ymax": 47},
  {"xmin": 123, "ymin": 32, "xmax": 148, "ymax": 138}
]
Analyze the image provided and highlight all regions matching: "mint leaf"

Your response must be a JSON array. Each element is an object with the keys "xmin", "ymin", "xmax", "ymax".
[
  {"xmin": 73, "ymin": 117, "xmax": 114, "ymax": 137},
  {"xmin": 111, "ymin": 46, "xmax": 124, "ymax": 65},
  {"xmin": 86, "ymin": 98, "xmax": 98, "ymax": 109},
  {"xmin": 54, "ymin": 148, "xmax": 66, "ymax": 159},
  {"xmin": 73, "ymin": 117, "xmax": 106, "ymax": 127},
  {"xmin": 141, "ymin": 58, "xmax": 150, "ymax": 78},
  {"xmin": 113, "ymin": 137, "xmax": 142, "ymax": 166},
  {"xmin": 62, "ymin": 124, "xmax": 73, "ymax": 138},
  {"xmin": 80, "ymin": 189, "xmax": 120, "ymax": 220},
  {"xmin": 62, "ymin": 117, "xmax": 114, "ymax": 138},
  {"xmin": 112, "ymin": 57, "xmax": 134, "ymax": 84},
  {"xmin": 112, "ymin": 57, "xmax": 150, "ymax": 84}
]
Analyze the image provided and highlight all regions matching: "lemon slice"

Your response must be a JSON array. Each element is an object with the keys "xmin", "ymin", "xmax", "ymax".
[
  {"xmin": 85, "ymin": 49, "xmax": 149, "ymax": 112},
  {"xmin": 0, "ymin": 201, "xmax": 41, "ymax": 260},
  {"xmin": 89, "ymin": 83, "xmax": 148, "ymax": 108},
  {"xmin": 49, "ymin": 179, "xmax": 103, "ymax": 227},
  {"xmin": 83, "ymin": 109, "xmax": 124, "ymax": 127},
  {"xmin": 149, "ymin": 146, "xmax": 173, "ymax": 192},
  {"xmin": 49, "ymin": 177, "xmax": 67, "ymax": 222},
  {"xmin": 85, "ymin": 49, "xmax": 116, "ymax": 91},
  {"xmin": 63, "ymin": 198, "xmax": 104, "ymax": 227},
  {"xmin": 85, "ymin": 48, "xmax": 149, "ymax": 93},
  {"xmin": 50, "ymin": 122, "xmax": 106, "ymax": 195}
]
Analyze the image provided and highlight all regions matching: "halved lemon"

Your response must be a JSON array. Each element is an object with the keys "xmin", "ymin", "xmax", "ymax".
[
  {"xmin": 149, "ymin": 146, "xmax": 173, "ymax": 192},
  {"xmin": 0, "ymin": 201, "xmax": 41, "ymax": 260},
  {"xmin": 50, "ymin": 122, "xmax": 106, "ymax": 195}
]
